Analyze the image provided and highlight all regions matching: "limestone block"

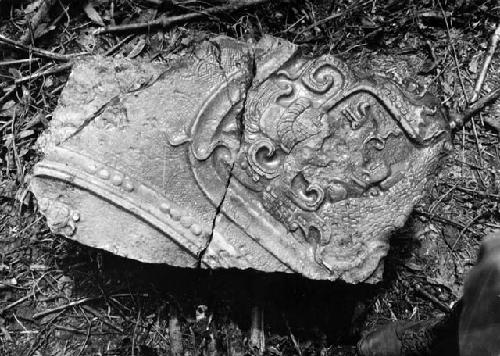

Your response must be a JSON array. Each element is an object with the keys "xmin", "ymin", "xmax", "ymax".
[{"xmin": 30, "ymin": 36, "xmax": 452, "ymax": 282}]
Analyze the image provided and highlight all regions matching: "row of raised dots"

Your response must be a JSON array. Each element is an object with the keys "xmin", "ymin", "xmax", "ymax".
[
  {"xmin": 159, "ymin": 203, "xmax": 203, "ymax": 236},
  {"xmin": 89, "ymin": 164, "xmax": 203, "ymax": 236},
  {"xmin": 91, "ymin": 166, "xmax": 134, "ymax": 192}
]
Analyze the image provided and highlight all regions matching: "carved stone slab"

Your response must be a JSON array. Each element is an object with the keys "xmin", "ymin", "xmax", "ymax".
[{"xmin": 30, "ymin": 36, "xmax": 452, "ymax": 283}]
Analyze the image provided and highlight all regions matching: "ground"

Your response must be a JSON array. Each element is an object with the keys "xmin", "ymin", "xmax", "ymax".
[{"xmin": 1, "ymin": 0, "xmax": 500, "ymax": 355}]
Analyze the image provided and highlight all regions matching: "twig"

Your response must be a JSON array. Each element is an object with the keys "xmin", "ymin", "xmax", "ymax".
[
  {"xmin": 0, "ymin": 34, "xmax": 70, "ymax": 62},
  {"xmin": 448, "ymin": 25, "xmax": 500, "ymax": 133},
  {"xmin": 52, "ymin": 1, "xmax": 71, "ymax": 30},
  {"xmin": 131, "ymin": 309, "xmax": 141, "ymax": 356},
  {"xmin": 14, "ymin": 63, "xmax": 72, "ymax": 85},
  {"xmin": 0, "ymin": 63, "xmax": 70, "ymax": 106},
  {"xmin": 39, "ymin": 293, "xmax": 148, "ymax": 323},
  {"xmin": 280, "ymin": 15, "xmax": 307, "ymax": 34},
  {"xmin": 20, "ymin": 0, "xmax": 58, "ymax": 44},
  {"xmin": 450, "ymin": 87, "xmax": 500, "ymax": 129},
  {"xmin": 414, "ymin": 209, "xmax": 480, "ymax": 236},
  {"xmin": 428, "ymin": 184, "xmax": 457, "ymax": 215},
  {"xmin": 0, "ymin": 292, "xmax": 37, "ymax": 314},
  {"xmin": 81, "ymin": 305, "xmax": 124, "ymax": 333},
  {"xmin": 439, "ymin": 1, "xmax": 488, "ymax": 172},
  {"xmin": 53, "ymin": 325, "xmax": 87, "ymax": 334},
  {"xmin": 294, "ymin": 13, "xmax": 342, "ymax": 36},
  {"xmin": 77, "ymin": 323, "xmax": 92, "ymax": 356},
  {"xmin": 445, "ymin": 182, "xmax": 500, "ymax": 200},
  {"xmin": 440, "ymin": 4, "xmax": 468, "ymax": 105},
  {"xmin": 11, "ymin": 108, "xmax": 23, "ymax": 180},
  {"xmin": 33, "ymin": 297, "xmax": 97, "ymax": 319},
  {"xmin": 0, "ymin": 58, "xmax": 40, "ymax": 66},
  {"xmin": 169, "ymin": 304, "xmax": 183, "ymax": 356},
  {"xmin": 104, "ymin": 34, "xmax": 135, "ymax": 56},
  {"xmin": 471, "ymin": 24, "xmax": 500, "ymax": 103},
  {"xmin": 414, "ymin": 284, "xmax": 451, "ymax": 313},
  {"xmin": 451, "ymin": 211, "xmax": 485, "ymax": 252},
  {"xmin": 283, "ymin": 315, "xmax": 302, "ymax": 356},
  {"xmin": 250, "ymin": 305, "xmax": 265, "ymax": 354},
  {"xmin": 142, "ymin": 0, "xmax": 163, "ymax": 6},
  {"xmin": 94, "ymin": 0, "xmax": 272, "ymax": 34},
  {"xmin": 0, "ymin": 86, "xmax": 16, "ymax": 109}
]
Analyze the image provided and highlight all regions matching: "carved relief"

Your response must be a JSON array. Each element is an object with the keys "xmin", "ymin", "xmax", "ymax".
[
  {"xmin": 30, "ymin": 36, "xmax": 452, "ymax": 283},
  {"xmin": 220, "ymin": 45, "xmax": 450, "ymax": 281}
]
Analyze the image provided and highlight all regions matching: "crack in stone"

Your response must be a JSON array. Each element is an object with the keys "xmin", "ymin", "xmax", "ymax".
[
  {"xmin": 63, "ymin": 69, "xmax": 171, "ymax": 145},
  {"xmin": 196, "ymin": 160, "xmax": 235, "ymax": 267},
  {"xmin": 63, "ymin": 95, "xmax": 120, "ymax": 143},
  {"xmin": 208, "ymin": 39, "xmax": 236, "ymax": 106},
  {"xmin": 197, "ymin": 45, "xmax": 257, "ymax": 267}
]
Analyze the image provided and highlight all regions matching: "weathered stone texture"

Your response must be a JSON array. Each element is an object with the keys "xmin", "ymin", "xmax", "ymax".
[{"xmin": 30, "ymin": 36, "xmax": 452, "ymax": 282}]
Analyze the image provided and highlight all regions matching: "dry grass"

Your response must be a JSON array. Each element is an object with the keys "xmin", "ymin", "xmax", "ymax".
[{"xmin": 1, "ymin": 0, "xmax": 500, "ymax": 355}]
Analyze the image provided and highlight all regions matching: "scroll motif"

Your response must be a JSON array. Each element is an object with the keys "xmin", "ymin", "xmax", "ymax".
[
  {"xmin": 231, "ymin": 52, "xmax": 449, "ymax": 273},
  {"xmin": 300, "ymin": 55, "xmax": 348, "ymax": 95}
]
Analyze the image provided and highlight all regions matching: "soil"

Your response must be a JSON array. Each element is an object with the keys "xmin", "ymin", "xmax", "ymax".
[{"xmin": 1, "ymin": 0, "xmax": 500, "ymax": 355}]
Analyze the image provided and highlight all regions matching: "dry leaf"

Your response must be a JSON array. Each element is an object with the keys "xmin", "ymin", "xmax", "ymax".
[
  {"xmin": 469, "ymin": 54, "xmax": 481, "ymax": 74},
  {"xmin": 8, "ymin": 68, "xmax": 22, "ymax": 80},
  {"xmin": 84, "ymin": 1, "xmax": 105, "ymax": 27},
  {"xmin": 127, "ymin": 37, "xmax": 146, "ymax": 59},
  {"xmin": 33, "ymin": 22, "xmax": 56, "ymax": 39},
  {"xmin": 19, "ymin": 130, "xmax": 35, "ymax": 139},
  {"xmin": 484, "ymin": 100, "xmax": 500, "ymax": 132},
  {"xmin": 24, "ymin": 0, "xmax": 43, "ymax": 15}
]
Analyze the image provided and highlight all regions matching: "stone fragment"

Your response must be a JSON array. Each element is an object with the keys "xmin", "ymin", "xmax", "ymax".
[
  {"xmin": 31, "ymin": 36, "xmax": 254, "ymax": 267},
  {"xmin": 30, "ymin": 36, "xmax": 452, "ymax": 283}
]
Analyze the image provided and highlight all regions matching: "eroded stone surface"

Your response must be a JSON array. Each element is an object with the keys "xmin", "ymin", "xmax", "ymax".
[
  {"xmin": 30, "ymin": 35, "xmax": 452, "ymax": 282},
  {"xmin": 31, "ymin": 36, "xmax": 253, "ymax": 267}
]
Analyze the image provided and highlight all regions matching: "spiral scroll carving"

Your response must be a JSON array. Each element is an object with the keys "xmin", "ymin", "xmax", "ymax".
[{"xmin": 301, "ymin": 56, "xmax": 347, "ymax": 95}]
